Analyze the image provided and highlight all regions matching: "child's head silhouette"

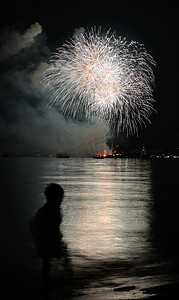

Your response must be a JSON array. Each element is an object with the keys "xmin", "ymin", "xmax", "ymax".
[{"xmin": 44, "ymin": 183, "xmax": 64, "ymax": 204}]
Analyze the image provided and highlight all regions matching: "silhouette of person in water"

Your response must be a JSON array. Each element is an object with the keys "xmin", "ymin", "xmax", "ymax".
[{"xmin": 29, "ymin": 183, "xmax": 69, "ymax": 296}]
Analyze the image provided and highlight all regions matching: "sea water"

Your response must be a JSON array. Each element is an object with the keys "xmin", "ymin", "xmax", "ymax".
[{"xmin": 0, "ymin": 157, "xmax": 179, "ymax": 299}]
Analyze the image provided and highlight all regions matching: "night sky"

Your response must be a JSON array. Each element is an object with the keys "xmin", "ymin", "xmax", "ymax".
[{"xmin": 0, "ymin": 1, "xmax": 178, "ymax": 155}]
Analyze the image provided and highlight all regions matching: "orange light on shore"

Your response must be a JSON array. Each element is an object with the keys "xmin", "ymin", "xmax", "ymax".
[{"xmin": 94, "ymin": 151, "xmax": 122, "ymax": 158}]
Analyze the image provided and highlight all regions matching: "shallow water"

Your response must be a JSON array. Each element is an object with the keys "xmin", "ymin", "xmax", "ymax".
[{"xmin": 0, "ymin": 157, "xmax": 179, "ymax": 299}]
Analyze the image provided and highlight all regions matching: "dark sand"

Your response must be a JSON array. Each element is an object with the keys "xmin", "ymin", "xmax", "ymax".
[{"xmin": 1, "ymin": 254, "xmax": 179, "ymax": 299}]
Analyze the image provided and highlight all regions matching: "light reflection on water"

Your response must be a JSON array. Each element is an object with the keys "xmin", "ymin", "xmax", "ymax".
[
  {"xmin": 1, "ymin": 157, "xmax": 179, "ymax": 299},
  {"xmin": 43, "ymin": 158, "xmax": 153, "ymax": 260}
]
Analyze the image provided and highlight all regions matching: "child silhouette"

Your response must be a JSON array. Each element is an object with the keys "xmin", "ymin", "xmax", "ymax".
[{"xmin": 29, "ymin": 183, "xmax": 67, "ymax": 295}]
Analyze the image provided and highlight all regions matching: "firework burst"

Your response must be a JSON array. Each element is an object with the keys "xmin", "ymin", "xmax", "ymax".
[{"xmin": 43, "ymin": 27, "xmax": 156, "ymax": 135}]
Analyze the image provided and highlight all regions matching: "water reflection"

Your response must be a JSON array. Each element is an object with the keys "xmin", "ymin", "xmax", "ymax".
[
  {"xmin": 61, "ymin": 159, "xmax": 153, "ymax": 260},
  {"xmin": 1, "ymin": 157, "xmax": 179, "ymax": 299}
]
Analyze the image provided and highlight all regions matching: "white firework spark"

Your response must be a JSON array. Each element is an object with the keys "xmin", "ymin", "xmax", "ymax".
[{"xmin": 42, "ymin": 27, "xmax": 156, "ymax": 135}]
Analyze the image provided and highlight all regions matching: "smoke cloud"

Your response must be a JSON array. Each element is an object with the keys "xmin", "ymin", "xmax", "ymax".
[
  {"xmin": 0, "ymin": 23, "xmax": 109, "ymax": 156},
  {"xmin": 72, "ymin": 27, "xmax": 85, "ymax": 39},
  {"xmin": 0, "ymin": 22, "xmax": 42, "ymax": 59}
]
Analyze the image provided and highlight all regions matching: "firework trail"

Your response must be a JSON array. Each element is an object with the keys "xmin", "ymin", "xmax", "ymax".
[{"xmin": 43, "ymin": 27, "xmax": 156, "ymax": 135}]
